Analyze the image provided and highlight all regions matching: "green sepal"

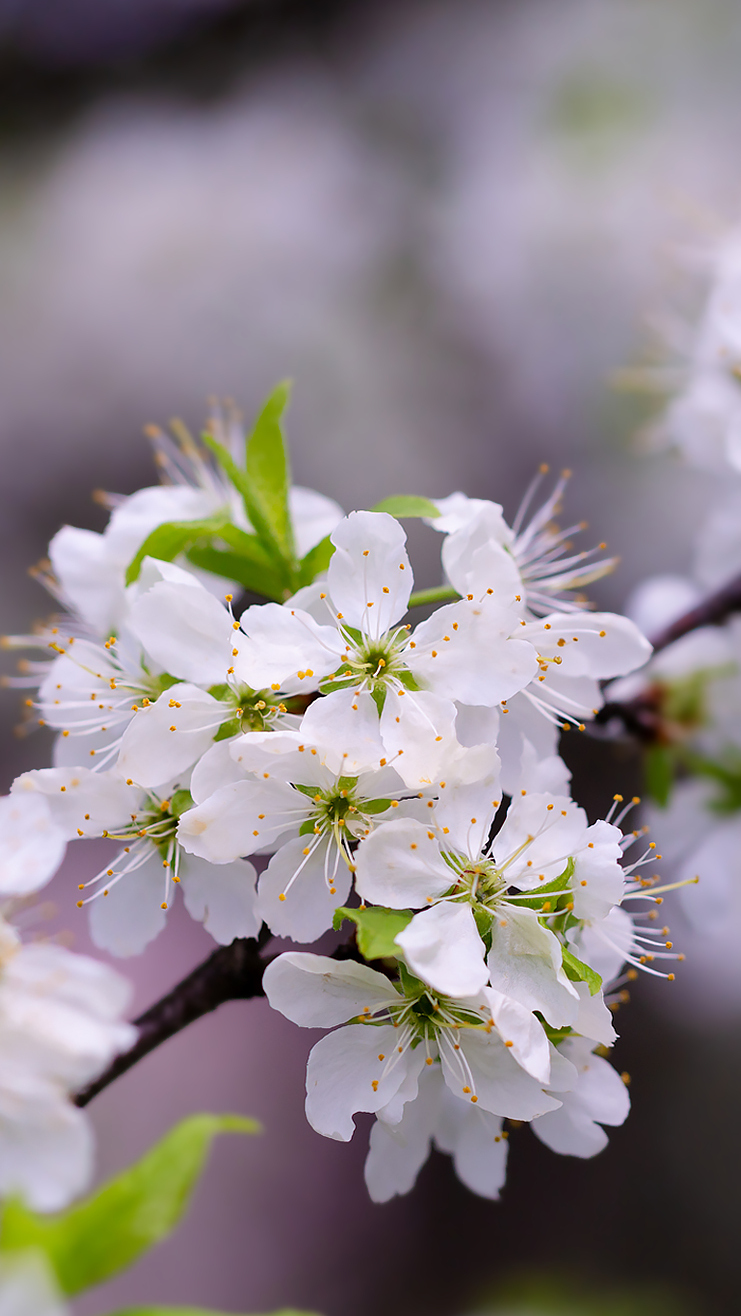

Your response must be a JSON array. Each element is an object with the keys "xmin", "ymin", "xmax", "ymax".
[
  {"xmin": 244, "ymin": 381, "xmax": 295, "ymax": 562},
  {"xmin": 125, "ymin": 516, "xmax": 269, "ymax": 587},
  {"xmin": 370, "ymin": 496, "xmax": 440, "ymax": 519},
  {"xmin": 395, "ymin": 669, "xmax": 422, "ymax": 692},
  {"xmin": 336, "ymin": 776, "xmax": 358, "ymax": 792},
  {"xmin": 361, "ymin": 798, "xmax": 394, "ymax": 815},
  {"xmin": 168, "ymin": 790, "xmax": 194, "ymax": 819},
  {"xmin": 299, "ymin": 819, "xmax": 318, "ymax": 837},
  {"xmin": 0, "ymin": 1114, "xmax": 259, "ymax": 1297},
  {"xmin": 207, "ymin": 683, "xmax": 232, "ymax": 701},
  {"xmin": 560, "ymin": 945, "xmax": 602, "ymax": 996},
  {"xmin": 516, "ymin": 859, "xmax": 575, "ymax": 912},
  {"xmin": 297, "ymin": 534, "xmax": 334, "ymax": 586},
  {"xmin": 333, "ymin": 905, "xmax": 413, "ymax": 961},
  {"xmin": 644, "ymin": 745, "xmax": 674, "ymax": 808},
  {"xmin": 293, "ymin": 783, "xmax": 320, "ymax": 799},
  {"xmin": 214, "ymin": 718, "xmax": 241, "ymax": 743},
  {"xmin": 472, "ymin": 904, "xmax": 494, "ymax": 942},
  {"xmin": 370, "ymin": 686, "xmax": 386, "ymax": 716}
]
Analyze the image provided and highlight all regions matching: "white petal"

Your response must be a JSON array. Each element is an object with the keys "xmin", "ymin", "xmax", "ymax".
[
  {"xmin": 492, "ymin": 792, "xmax": 587, "ymax": 888},
  {"xmin": 0, "ymin": 795, "xmax": 67, "ymax": 896},
  {"xmin": 364, "ymin": 1064, "xmax": 440, "ymax": 1202},
  {"xmin": 0, "ymin": 1098, "xmax": 93, "ymax": 1212},
  {"xmin": 11, "ymin": 768, "xmax": 139, "ymax": 840},
  {"xmin": 573, "ymin": 982, "xmax": 617, "ymax": 1047},
  {"xmin": 523, "ymin": 611, "xmax": 653, "ymax": 680},
  {"xmin": 232, "ymin": 603, "xmax": 340, "ymax": 689},
  {"xmin": 483, "ymin": 986, "xmax": 551, "ymax": 1083},
  {"xmin": 379, "ymin": 687, "xmax": 459, "ymax": 789},
  {"xmin": 116, "ymin": 684, "xmax": 222, "ymax": 789},
  {"xmin": 180, "ymin": 855, "xmax": 260, "ymax": 944},
  {"xmin": 354, "ymin": 817, "xmax": 452, "ymax": 908},
  {"xmin": 327, "ymin": 511, "xmax": 412, "ymax": 633},
  {"xmin": 569, "ymin": 905, "xmax": 636, "ymax": 984},
  {"xmin": 256, "ymin": 836, "xmax": 351, "ymax": 943},
  {"xmin": 263, "ymin": 951, "xmax": 398, "ymax": 1027},
  {"xmin": 431, "ymin": 759, "xmax": 502, "ymax": 858},
  {"xmin": 533, "ymin": 1038, "xmax": 629, "ymax": 1158},
  {"xmin": 49, "ymin": 524, "xmax": 123, "ymax": 634},
  {"xmin": 396, "ymin": 902, "xmax": 488, "ymax": 997},
  {"xmin": 289, "ymin": 486, "xmax": 344, "ymax": 557},
  {"xmin": 0, "ymin": 1250, "xmax": 68, "ymax": 1315},
  {"xmin": 177, "ymin": 778, "xmax": 298, "ymax": 863},
  {"xmin": 442, "ymin": 503, "xmax": 522, "ymax": 599},
  {"xmin": 190, "ymin": 740, "xmax": 246, "ymax": 803},
  {"xmin": 571, "ymin": 820, "xmax": 625, "ymax": 921},
  {"xmin": 305, "ymin": 1024, "xmax": 422, "ymax": 1141},
  {"xmin": 487, "ymin": 905, "xmax": 579, "ymax": 1028},
  {"xmin": 129, "ymin": 578, "xmax": 233, "ymax": 684},
  {"xmin": 494, "ymin": 690, "xmax": 559, "ymax": 796},
  {"xmin": 444, "ymin": 1029, "xmax": 561, "ymax": 1120},
  {"xmin": 299, "ymin": 689, "xmax": 386, "ymax": 776},
  {"xmin": 425, "ymin": 493, "xmax": 499, "ymax": 536},
  {"xmin": 87, "ymin": 853, "xmax": 168, "ymax": 957},
  {"xmin": 434, "ymin": 1079, "xmax": 508, "ymax": 1200},
  {"xmin": 410, "ymin": 597, "xmax": 538, "ymax": 706}
]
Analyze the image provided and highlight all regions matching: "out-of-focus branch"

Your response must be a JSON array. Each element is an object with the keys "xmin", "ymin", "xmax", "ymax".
[
  {"xmin": 75, "ymin": 932, "xmax": 271, "ymax": 1108},
  {"xmin": 650, "ymin": 570, "xmax": 741, "ymax": 654},
  {"xmin": 75, "ymin": 930, "xmax": 365, "ymax": 1107},
  {"xmin": 595, "ymin": 571, "xmax": 741, "ymax": 741}
]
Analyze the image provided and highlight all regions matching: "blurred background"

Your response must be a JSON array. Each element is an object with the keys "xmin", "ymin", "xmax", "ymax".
[{"xmin": 0, "ymin": 1, "xmax": 739, "ymax": 1312}]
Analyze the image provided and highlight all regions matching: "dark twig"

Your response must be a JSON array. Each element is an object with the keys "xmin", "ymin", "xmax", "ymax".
[
  {"xmin": 650, "ymin": 570, "xmax": 741, "ymax": 655},
  {"xmin": 75, "ymin": 933, "xmax": 270, "ymax": 1108}
]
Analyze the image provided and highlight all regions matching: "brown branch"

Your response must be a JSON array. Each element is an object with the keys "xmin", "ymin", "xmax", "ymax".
[
  {"xmin": 75, "ymin": 932, "xmax": 271, "ymax": 1108},
  {"xmin": 649, "ymin": 569, "xmax": 741, "ymax": 654}
]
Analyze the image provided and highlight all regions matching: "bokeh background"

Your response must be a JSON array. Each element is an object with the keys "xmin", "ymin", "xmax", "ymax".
[{"xmin": 1, "ymin": 1, "xmax": 740, "ymax": 1312}]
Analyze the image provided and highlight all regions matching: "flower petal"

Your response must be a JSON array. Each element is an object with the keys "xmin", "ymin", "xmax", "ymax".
[
  {"xmin": 232, "ymin": 603, "xmax": 340, "ymax": 690},
  {"xmin": 178, "ymin": 778, "xmax": 298, "ymax": 863},
  {"xmin": 116, "ymin": 684, "xmax": 222, "ymax": 789},
  {"xmin": 395, "ymin": 902, "xmax": 488, "ymax": 998},
  {"xmin": 263, "ymin": 951, "xmax": 399, "ymax": 1027},
  {"xmin": 410, "ymin": 597, "xmax": 538, "ymax": 706},
  {"xmin": 180, "ymin": 855, "xmax": 260, "ymax": 944},
  {"xmin": 328, "ymin": 511, "xmax": 412, "ymax": 633},
  {"xmin": 257, "ymin": 835, "xmax": 352, "ymax": 943},
  {"xmin": 354, "ymin": 817, "xmax": 452, "ymax": 909},
  {"xmin": 0, "ymin": 794, "xmax": 67, "ymax": 896},
  {"xmin": 305, "ymin": 1024, "xmax": 421, "ymax": 1141},
  {"xmin": 129, "ymin": 576, "xmax": 234, "ymax": 685},
  {"xmin": 487, "ymin": 905, "xmax": 579, "ymax": 1028}
]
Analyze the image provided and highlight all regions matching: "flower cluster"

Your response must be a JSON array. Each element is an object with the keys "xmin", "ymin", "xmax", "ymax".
[{"xmin": 0, "ymin": 389, "xmax": 671, "ymax": 1206}]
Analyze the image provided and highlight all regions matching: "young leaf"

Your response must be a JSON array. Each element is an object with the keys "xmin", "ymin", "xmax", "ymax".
[
  {"xmin": 185, "ymin": 545, "xmax": 287, "ymax": 601},
  {"xmin": 644, "ymin": 745, "xmax": 674, "ymax": 808},
  {"xmin": 560, "ymin": 945, "xmax": 602, "ymax": 996},
  {"xmin": 370, "ymin": 496, "xmax": 441, "ymax": 519},
  {"xmin": 517, "ymin": 859, "xmax": 575, "ymax": 912},
  {"xmin": 0, "ymin": 1114, "xmax": 259, "ymax": 1297},
  {"xmin": 245, "ymin": 382, "xmax": 295, "ymax": 562},
  {"xmin": 201, "ymin": 433, "xmax": 289, "ymax": 578},
  {"xmin": 125, "ymin": 517, "xmax": 272, "ymax": 587},
  {"xmin": 333, "ymin": 906, "xmax": 413, "ymax": 960},
  {"xmin": 297, "ymin": 534, "xmax": 334, "ymax": 587}
]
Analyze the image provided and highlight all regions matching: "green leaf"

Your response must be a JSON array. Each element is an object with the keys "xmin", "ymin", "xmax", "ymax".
[
  {"xmin": 185, "ymin": 545, "xmax": 288, "ymax": 602},
  {"xmin": 407, "ymin": 584, "xmax": 459, "ymax": 610},
  {"xmin": 370, "ymin": 495, "xmax": 440, "ymax": 519},
  {"xmin": 201, "ymin": 434, "xmax": 289, "ymax": 579},
  {"xmin": 297, "ymin": 534, "xmax": 334, "ymax": 587},
  {"xmin": 561, "ymin": 945, "xmax": 602, "ymax": 996},
  {"xmin": 109, "ymin": 1308, "xmax": 321, "ymax": 1316},
  {"xmin": 516, "ymin": 859, "xmax": 575, "ymax": 912},
  {"xmin": 245, "ymin": 382, "xmax": 295, "ymax": 562},
  {"xmin": 644, "ymin": 745, "xmax": 674, "ymax": 808},
  {"xmin": 125, "ymin": 516, "xmax": 272, "ymax": 588},
  {"xmin": 0, "ymin": 1114, "xmax": 259, "ymax": 1297},
  {"xmin": 333, "ymin": 905, "xmax": 413, "ymax": 960}
]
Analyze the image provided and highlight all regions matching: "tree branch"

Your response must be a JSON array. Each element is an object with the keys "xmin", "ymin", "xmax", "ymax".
[
  {"xmin": 75, "ymin": 932, "xmax": 270, "ymax": 1108},
  {"xmin": 649, "ymin": 569, "xmax": 741, "ymax": 654}
]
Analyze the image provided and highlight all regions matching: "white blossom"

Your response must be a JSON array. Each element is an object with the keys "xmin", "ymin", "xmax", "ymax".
[{"xmin": 0, "ymin": 913, "xmax": 135, "ymax": 1211}]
